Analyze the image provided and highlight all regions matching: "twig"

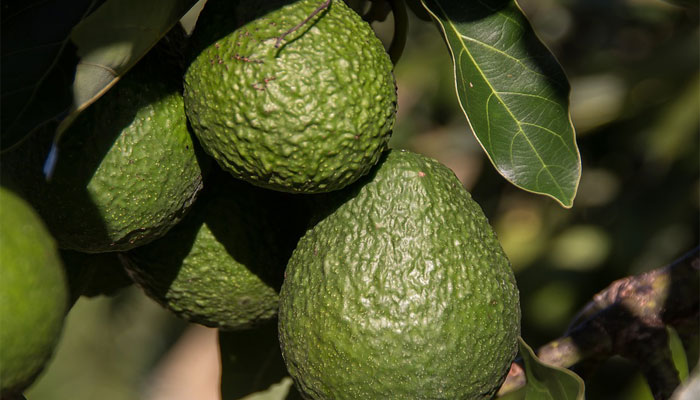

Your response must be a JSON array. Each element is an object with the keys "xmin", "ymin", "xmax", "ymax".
[
  {"xmin": 387, "ymin": 0, "xmax": 408, "ymax": 65},
  {"xmin": 498, "ymin": 247, "xmax": 700, "ymax": 399},
  {"xmin": 275, "ymin": 0, "xmax": 332, "ymax": 48}
]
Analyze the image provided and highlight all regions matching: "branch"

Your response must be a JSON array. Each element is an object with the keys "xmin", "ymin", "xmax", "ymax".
[
  {"xmin": 499, "ymin": 247, "xmax": 700, "ymax": 399},
  {"xmin": 275, "ymin": 0, "xmax": 331, "ymax": 48}
]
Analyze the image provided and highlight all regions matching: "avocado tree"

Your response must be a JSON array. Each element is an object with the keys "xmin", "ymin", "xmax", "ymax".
[{"xmin": 1, "ymin": 0, "xmax": 698, "ymax": 399}]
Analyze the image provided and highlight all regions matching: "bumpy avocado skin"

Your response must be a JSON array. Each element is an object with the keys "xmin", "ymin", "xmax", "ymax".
[
  {"xmin": 0, "ymin": 188, "xmax": 68, "ymax": 397},
  {"xmin": 124, "ymin": 173, "xmax": 309, "ymax": 330},
  {"xmin": 2, "ymin": 56, "xmax": 209, "ymax": 253},
  {"xmin": 278, "ymin": 150, "xmax": 521, "ymax": 400},
  {"xmin": 184, "ymin": 0, "xmax": 396, "ymax": 194}
]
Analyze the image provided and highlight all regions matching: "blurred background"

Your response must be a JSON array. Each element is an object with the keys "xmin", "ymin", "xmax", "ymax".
[{"xmin": 25, "ymin": 0, "xmax": 698, "ymax": 399}]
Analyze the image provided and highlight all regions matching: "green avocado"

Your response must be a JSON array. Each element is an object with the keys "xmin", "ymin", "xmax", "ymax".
[
  {"xmin": 0, "ymin": 187, "xmax": 68, "ymax": 397},
  {"xmin": 123, "ymin": 172, "xmax": 309, "ymax": 330},
  {"xmin": 278, "ymin": 150, "xmax": 521, "ymax": 399},
  {"xmin": 1, "ymin": 50, "xmax": 209, "ymax": 253},
  {"xmin": 184, "ymin": 0, "xmax": 396, "ymax": 194}
]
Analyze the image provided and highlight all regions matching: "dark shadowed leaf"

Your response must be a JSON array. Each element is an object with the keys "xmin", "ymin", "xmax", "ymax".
[
  {"xmin": 0, "ymin": 0, "xmax": 103, "ymax": 151},
  {"xmin": 420, "ymin": 0, "xmax": 581, "ymax": 207},
  {"xmin": 219, "ymin": 324, "xmax": 302, "ymax": 400},
  {"xmin": 519, "ymin": 337, "xmax": 585, "ymax": 400},
  {"xmin": 56, "ymin": 0, "xmax": 198, "ymax": 136}
]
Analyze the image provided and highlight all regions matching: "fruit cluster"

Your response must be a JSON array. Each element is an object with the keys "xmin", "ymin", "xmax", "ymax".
[{"xmin": 0, "ymin": 1, "xmax": 519, "ymax": 399}]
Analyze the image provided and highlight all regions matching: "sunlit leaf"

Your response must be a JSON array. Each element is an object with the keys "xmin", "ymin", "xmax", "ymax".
[
  {"xmin": 420, "ymin": 0, "xmax": 581, "ymax": 207},
  {"xmin": 667, "ymin": 326, "xmax": 689, "ymax": 383},
  {"xmin": 0, "ymin": 0, "xmax": 103, "ymax": 151},
  {"xmin": 240, "ymin": 377, "xmax": 295, "ymax": 400},
  {"xmin": 56, "ymin": 0, "xmax": 198, "ymax": 136},
  {"xmin": 518, "ymin": 337, "xmax": 585, "ymax": 400}
]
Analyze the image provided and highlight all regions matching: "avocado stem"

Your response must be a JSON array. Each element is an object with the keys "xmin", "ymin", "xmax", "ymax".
[
  {"xmin": 387, "ymin": 0, "xmax": 408, "ymax": 66},
  {"xmin": 275, "ymin": 0, "xmax": 332, "ymax": 48}
]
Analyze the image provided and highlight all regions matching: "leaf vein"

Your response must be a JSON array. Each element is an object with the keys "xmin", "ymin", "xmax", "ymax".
[
  {"xmin": 423, "ymin": 0, "xmax": 578, "ymax": 205},
  {"xmin": 444, "ymin": 21, "xmax": 565, "ymax": 197},
  {"xmin": 520, "ymin": 122, "xmax": 575, "ymax": 156},
  {"xmin": 458, "ymin": 34, "xmax": 549, "ymax": 81},
  {"xmin": 486, "ymin": 92, "xmax": 494, "ymax": 153},
  {"xmin": 495, "ymin": 91, "xmax": 564, "ymax": 109},
  {"xmin": 77, "ymin": 61, "xmax": 119, "ymax": 78},
  {"xmin": 474, "ymin": 0, "xmax": 520, "ymax": 27}
]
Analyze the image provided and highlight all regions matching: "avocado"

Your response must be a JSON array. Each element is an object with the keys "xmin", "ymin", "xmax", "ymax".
[
  {"xmin": 184, "ymin": 0, "xmax": 396, "ymax": 193},
  {"xmin": 278, "ymin": 150, "xmax": 521, "ymax": 399},
  {"xmin": 0, "ymin": 187, "xmax": 68, "ymax": 397},
  {"xmin": 123, "ymin": 172, "xmax": 309, "ymax": 330},
  {"xmin": 1, "ymin": 48, "xmax": 209, "ymax": 253}
]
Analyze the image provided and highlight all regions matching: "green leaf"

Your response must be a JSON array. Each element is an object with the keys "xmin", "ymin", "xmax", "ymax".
[
  {"xmin": 405, "ymin": 0, "xmax": 433, "ymax": 21},
  {"xmin": 518, "ymin": 337, "xmax": 585, "ymax": 400},
  {"xmin": 667, "ymin": 326, "xmax": 689, "ymax": 383},
  {"xmin": 420, "ymin": 0, "xmax": 581, "ymax": 207},
  {"xmin": 56, "ymin": 0, "xmax": 197, "ymax": 136},
  {"xmin": 240, "ymin": 377, "xmax": 295, "ymax": 400},
  {"xmin": 0, "ymin": 0, "xmax": 103, "ymax": 151}
]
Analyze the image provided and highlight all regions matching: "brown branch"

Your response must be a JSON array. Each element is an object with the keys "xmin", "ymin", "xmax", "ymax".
[
  {"xmin": 274, "ymin": 0, "xmax": 331, "ymax": 48},
  {"xmin": 498, "ymin": 247, "xmax": 700, "ymax": 399}
]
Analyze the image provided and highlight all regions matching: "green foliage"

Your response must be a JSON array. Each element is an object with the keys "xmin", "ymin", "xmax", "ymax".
[
  {"xmin": 668, "ymin": 326, "xmax": 690, "ymax": 383},
  {"xmin": 420, "ymin": 0, "xmax": 580, "ymax": 207},
  {"xmin": 0, "ymin": 0, "xmax": 196, "ymax": 152},
  {"xmin": 59, "ymin": 0, "xmax": 198, "ymax": 136},
  {"xmin": 518, "ymin": 338, "xmax": 584, "ymax": 400},
  {"xmin": 1, "ymin": 0, "xmax": 96, "ymax": 151}
]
